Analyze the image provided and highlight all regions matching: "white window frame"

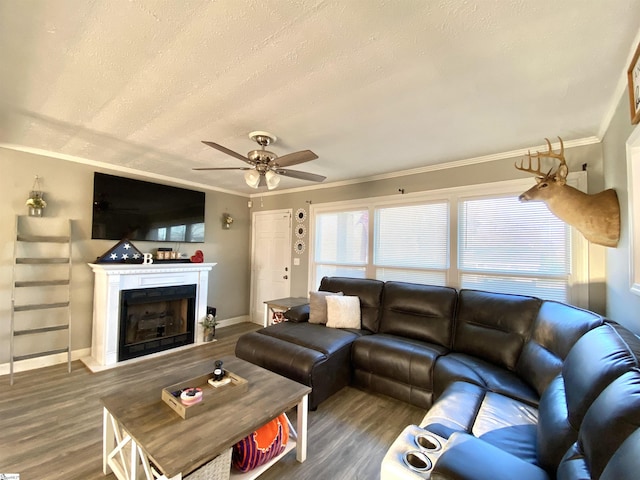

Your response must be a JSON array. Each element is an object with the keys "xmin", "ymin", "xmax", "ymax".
[
  {"xmin": 311, "ymin": 204, "xmax": 372, "ymax": 281},
  {"xmin": 373, "ymin": 199, "xmax": 450, "ymax": 285},
  {"xmin": 626, "ymin": 124, "xmax": 640, "ymax": 295},
  {"xmin": 308, "ymin": 174, "xmax": 588, "ymax": 308}
]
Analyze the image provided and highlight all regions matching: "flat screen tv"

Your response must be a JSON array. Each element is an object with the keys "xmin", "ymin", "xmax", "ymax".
[{"xmin": 92, "ymin": 173, "xmax": 205, "ymax": 243}]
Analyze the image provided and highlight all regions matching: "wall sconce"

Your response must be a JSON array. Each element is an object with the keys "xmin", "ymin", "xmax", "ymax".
[{"xmin": 223, "ymin": 213, "xmax": 234, "ymax": 229}]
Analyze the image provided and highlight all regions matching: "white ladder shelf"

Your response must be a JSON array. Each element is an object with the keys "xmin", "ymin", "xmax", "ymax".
[{"xmin": 10, "ymin": 215, "xmax": 72, "ymax": 384}]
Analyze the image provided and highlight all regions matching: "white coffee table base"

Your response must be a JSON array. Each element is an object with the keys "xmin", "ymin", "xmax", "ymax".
[{"xmin": 103, "ymin": 394, "xmax": 308, "ymax": 480}]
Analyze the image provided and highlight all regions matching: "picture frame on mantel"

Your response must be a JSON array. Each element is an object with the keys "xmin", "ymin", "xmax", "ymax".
[{"xmin": 628, "ymin": 41, "xmax": 640, "ymax": 125}]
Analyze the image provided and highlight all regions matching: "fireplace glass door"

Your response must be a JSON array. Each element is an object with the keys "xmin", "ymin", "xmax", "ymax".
[{"xmin": 119, "ymin": 284, "xmax": 196, "ymax": 361}]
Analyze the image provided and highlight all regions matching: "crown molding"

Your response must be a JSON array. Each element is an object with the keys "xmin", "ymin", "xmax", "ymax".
[
  {"xmin": 0, "ymin": 143, "xmax": 250, "ymax": 198},
  {"xmin": 250, "ymin": 136, "xmax": 601, "ymax": 198},
  {"xmin": 0, "ymin": 135, "xmax": 601, "ymax": 201}
]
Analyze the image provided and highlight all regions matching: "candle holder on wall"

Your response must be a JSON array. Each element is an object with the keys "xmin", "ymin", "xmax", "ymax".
[
  {"xmin": 223, "ymin": 213, "xmax": 234, "ymax": 229},
  {"xmin": 26, "ymin": 175, "xmax": 47, "ymax": 217}
]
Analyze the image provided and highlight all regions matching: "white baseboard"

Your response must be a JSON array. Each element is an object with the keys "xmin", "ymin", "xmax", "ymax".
[
  {"xmin": 0, "ymin": 347, "xmax": 91, "ymax": 376},
  {"xmin": 81, "ymin": 341, "xmax": 205, "ymax": 373},
  {"xmin": 216, "ymin": 314, "xmax": 250, "ymax": 328},
  {"xmin": 1, "ymin": 317, "xmax": 251, "ymax": 376}
]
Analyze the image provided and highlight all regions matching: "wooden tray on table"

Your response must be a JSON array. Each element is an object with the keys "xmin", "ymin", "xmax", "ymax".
[{"xmin": 161, "ymin": 370, "xmax": 248, "ymax": 419}]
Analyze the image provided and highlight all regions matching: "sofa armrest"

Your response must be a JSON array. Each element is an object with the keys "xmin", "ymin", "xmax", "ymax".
[
  {"xmin": 431, "ymin": 432, "xmax": 549, "ymax": 480},
  {"xmin": 284, "ymin": 303, "xmax": 310, "ymax": 322}
]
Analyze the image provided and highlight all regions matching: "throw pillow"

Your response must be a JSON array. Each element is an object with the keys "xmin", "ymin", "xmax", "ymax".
[
  {"xmin": 232, "ymin": 413, "xmax": 290, "ymax": 472},
  {"xmin": 309, "ymin": 290, "xmax": 343, "ymax": 324},
  {"xmin": 326, "ymin": 295, "xmax": 361, "ymax": 329}
]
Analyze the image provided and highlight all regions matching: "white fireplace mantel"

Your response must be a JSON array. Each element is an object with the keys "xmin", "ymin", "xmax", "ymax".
[{"xmin": 83, "ymin": 262, "xmax": 216, "ymax": 371}]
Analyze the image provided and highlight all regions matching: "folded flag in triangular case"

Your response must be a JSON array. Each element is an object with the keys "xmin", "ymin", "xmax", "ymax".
[{"xmin": 96, "ymin": 239, "xmax": 144, "ymax": 263}]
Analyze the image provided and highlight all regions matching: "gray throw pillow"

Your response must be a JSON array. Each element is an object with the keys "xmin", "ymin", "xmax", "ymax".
[{"xmin": 309, "ymin": 290, "xmax": 343, "ymax": 324}]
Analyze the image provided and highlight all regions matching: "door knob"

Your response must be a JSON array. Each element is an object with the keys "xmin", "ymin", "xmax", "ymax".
[{"xmin": 283, "ymin": 275, "xmax": 288, "ymax": 279}]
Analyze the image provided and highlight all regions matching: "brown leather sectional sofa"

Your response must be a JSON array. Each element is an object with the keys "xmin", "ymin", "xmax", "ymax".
[{"xmin": 235, "ymin": 276, "xmax": 640, "ymax": 479}]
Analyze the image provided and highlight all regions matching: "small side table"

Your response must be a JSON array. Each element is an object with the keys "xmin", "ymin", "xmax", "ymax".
[{"xmin": 263, "ymin": 297, "xmax": 309, "ymax": 327}]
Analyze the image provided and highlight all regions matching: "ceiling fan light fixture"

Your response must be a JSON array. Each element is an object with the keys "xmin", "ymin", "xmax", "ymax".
[
  {"xmin": 244, "ymin": 169, "xmax": 260, "ymax": 189},
  {"xmin": 265, "ymin": 170, "xmax": 281, "ymax": 190},
  {"xmin": 199, "ymin": 132, "xmax": 322, "ymax": 189}
]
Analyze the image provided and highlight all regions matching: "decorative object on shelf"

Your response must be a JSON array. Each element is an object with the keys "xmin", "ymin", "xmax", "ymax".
[
  {"xmin": 180, "ymin": 387, "xmax": 203, "ymax": 406},
  {"xmin": 156, "ymin": 247, "xmax": 172, "ymax": 260},
  {"xmin": 628, "ymin": 40, "xmax": 640, "ymax": 124},
  {"xmin": 153, "ymin": 248, "xmax": 187, "ymax": 262},
  {"xmin": 213, "ymin": 359, "xmax": 225, "ymax": 380},
  {"xmin": 25, "ymin": 175, "xmax": 47, "ymax": 217},
  {"xmin": 295, "ymin": 224, "xmax": 306, "ymax": 238},
  {"xmin": 200, "ymin": 312, "xmax": 217, "ymax": 342},
  {"xmin": 190, "ymin": 249, "xmax": 204, "ymax": 262},
  {"xmin": 96, "ymin": 239, "xmax": 145, "ymax": 263},
  {"xmin": 296, "ymin": 208, "xmax": 306, "ymax": 222},
  {"xmin": 223, "ymin": 213, "xmax": 234, "ymax": 229},
  {"xmin": 294, "ymin": 240, "xmax": 305, "ymax": 254}
]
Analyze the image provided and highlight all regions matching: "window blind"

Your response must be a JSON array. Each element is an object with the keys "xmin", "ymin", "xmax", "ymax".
[
  {"xmin": 313, "ymin": 209, "xmax": 369, "ymax": 286},
  {"xmin": 374, "ymin": 202, "xmax": 448, "ymax": 285},
  {"xmin": 458, "ymin": 196, "xmax": 570, "ymax": 301},
  {"xmin": 315, "ymin": 210, "xmax": 369, "ymax": 264}
]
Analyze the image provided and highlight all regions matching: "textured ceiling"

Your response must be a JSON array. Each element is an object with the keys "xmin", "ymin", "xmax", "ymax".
[{"xmin": 1, "ymin": 1, "xmax": 639, "ymax": 195}]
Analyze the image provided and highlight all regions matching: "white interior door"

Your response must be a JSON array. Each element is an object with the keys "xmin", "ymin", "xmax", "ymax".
[{"xmin": 250, "ymin": 209, "xmax": 292, "ymax": 324}]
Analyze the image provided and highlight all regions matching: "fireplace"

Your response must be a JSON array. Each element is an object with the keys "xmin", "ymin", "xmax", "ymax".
[
  {"xmin": 84, "ymin": 262, "xmax": 215, "ymax": 371},
  {"xmin": 119, "ymin": 284, "xmax": 196, "ymax": 361}
]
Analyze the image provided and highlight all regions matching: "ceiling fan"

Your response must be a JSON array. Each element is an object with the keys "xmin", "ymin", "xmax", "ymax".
[{"xmin": 194, "ymin": 131, "xmax": 326, "ymax": 190}]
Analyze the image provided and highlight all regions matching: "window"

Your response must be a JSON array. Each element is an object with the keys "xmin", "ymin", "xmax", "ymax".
[
  {"xmin": 309, "ymin": 175, "xmax": 587, "ymax": 306},
  {"xmin": 314, "ymin": 209, "xmax": 368, "ymax": 283},
  {"xmin": 458, "ymin": 195, "xmax": 570, "ymax": 302},
  {"xmin": 148, "ymin": 222, "xmax": 205, "ymax": 243},
  {"xmin": 374, "ymin": 202, "xmax": 449, "ymax": 285}
]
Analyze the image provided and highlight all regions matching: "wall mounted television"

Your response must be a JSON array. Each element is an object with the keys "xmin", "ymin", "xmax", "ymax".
[{"xmin": 92, "ymin": 172, "xmax": 205, "ymax": 243}]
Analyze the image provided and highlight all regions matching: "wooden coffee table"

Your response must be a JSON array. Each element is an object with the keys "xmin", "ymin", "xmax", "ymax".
[{"xmin": 101, "ymin": 356, "xmax": 311, "ymax": 479}]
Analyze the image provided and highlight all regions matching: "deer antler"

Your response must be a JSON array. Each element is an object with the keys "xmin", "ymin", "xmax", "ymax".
[{"xmin": 515, "ymin": 137, "xmax": 566, "ymax": 179}]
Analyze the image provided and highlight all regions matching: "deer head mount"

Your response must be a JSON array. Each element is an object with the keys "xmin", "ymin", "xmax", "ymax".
[{"xmin": 515, "ymin": 137, "xmax": 620, "ymax": 247}]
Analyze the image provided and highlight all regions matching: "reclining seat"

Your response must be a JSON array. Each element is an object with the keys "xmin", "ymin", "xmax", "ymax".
[
  {"xmin": 428, "ymin": 422, "xmax": 640, "ymax": 480},
  {"xmin": 421, "ymin": 321, "xmax": 639, "ymax": 475},
  {"xmin": 538, "ymin": 321, "xmax": 640, "ymax": 472},
  {"xmin": 421, "ymin": 322, "xmax": 640, "ymax": 480},
  {"xmin": 351, "ymin": 281, "xmax": 458, "ymax": 409},
  {"xmin": 556, "ymin": 367, "xmax": 640, "ymax": 479},
  {"xmin": 422, "ymin": 293, "xmax": 604, "ymax": 467},
  {"xmin": 432, "ymin": 289, "xmax": 544, "ymax": 406},
  {"xmin": 235, "ymin": 277, "xmax": 384, "ymax": 410}
]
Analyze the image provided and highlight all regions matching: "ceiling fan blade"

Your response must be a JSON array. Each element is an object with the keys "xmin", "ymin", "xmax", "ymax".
[
  {"xmin": 276, "ymin": 169, "xmax": 326, "ymax": 182},
  {"xmin": 192, "ymin": 167, "xmax": 252, "ymax": 171},
  {"xmin": 273, "ymin": 150, "xmax": 318, "ymax": 168},
  {"xmin": 201, "ymin": 141, "xmax": 252, "ymax": 164}
]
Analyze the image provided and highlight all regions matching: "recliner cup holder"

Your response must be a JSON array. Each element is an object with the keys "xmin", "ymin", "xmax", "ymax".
[
  {"xmin": 382, "ymin": 426, "xmax": 446, "ymax": 479},
  {"xmin": 415, "ymin": 432, "xmax": 441, "ymax": 452},
  {"xmin": 402, "ymin": 450, "xmax": 432, "ymax": 472}
]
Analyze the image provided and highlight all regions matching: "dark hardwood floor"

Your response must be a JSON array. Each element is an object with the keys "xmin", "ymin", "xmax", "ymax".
[{"xmin": 0, "ymin": 323, "xmax": 425, "ymax": 480}]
